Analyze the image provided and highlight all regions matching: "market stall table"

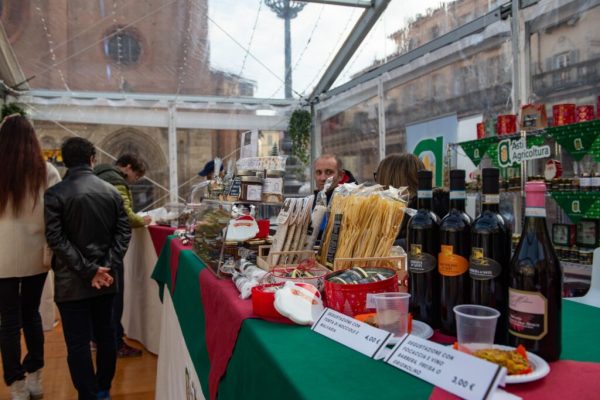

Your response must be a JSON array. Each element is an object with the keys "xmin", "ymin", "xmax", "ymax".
[
  {"xmin": 152, "ymin": 237, "xmax": 600, "ymax": 400},
  {"xmin": 148, "ymin": 224, "xmax": 177, "ymax": 255},
  {"xmin": 121, "ymin": 227, "xmax": 163, "ymax": 354}
]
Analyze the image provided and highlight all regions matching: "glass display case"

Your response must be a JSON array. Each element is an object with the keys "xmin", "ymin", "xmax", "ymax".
[{"xmin": 192, "ymin": 199, "xmax": 282, "ymax": 277}]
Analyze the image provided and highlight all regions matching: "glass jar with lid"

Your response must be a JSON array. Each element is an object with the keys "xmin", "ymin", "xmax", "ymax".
[
  {"xmin": 240, "ymin": 176, "xmax": 263, "ymax": 202},
  {"xmin": 262, "ymin": 170, "xmax": 284, "ymax": 203}
]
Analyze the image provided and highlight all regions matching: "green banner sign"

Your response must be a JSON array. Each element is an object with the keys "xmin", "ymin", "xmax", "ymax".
[
  {"xmin": 550, "ymin": 192, "xmax": 600, "ymax": 224},
  {"xmin": 459, "ymin": 137, "xmax": 497, "ymax": 166},
  {"xmin": 487, "ymin": 135, "xmax": 546, "ymax": 168},
  {"xmin": 549, "ymin": 121, "xmax": 600, "ymax": 161}
]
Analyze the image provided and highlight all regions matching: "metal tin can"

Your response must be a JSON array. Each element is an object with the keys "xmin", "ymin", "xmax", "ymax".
[{"xmin": 552, "ymin": 104, "xmax": 576, "ymax": 126}]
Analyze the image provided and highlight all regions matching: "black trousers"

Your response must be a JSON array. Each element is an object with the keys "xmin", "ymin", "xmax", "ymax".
[
  {"xmin": 0, "ymin": 273, "xmax": 48, "ymax": 386},
  {"xmin": 113, "ymin": 267, "xmax": 124, "ymax": 347},
  {"xmin": 57, "ymin": 294, "xmax": 116, "ymax": 400}
]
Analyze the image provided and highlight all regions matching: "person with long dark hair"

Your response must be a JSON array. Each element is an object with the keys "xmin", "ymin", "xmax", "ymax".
[{"xmin": 0, "ymin": 115, "xmax": 61, "ymax": 400}]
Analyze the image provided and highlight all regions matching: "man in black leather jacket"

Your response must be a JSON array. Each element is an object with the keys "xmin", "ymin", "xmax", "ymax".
[{"xmin": 44, "ymin": 137, "xmax": 131, "ymax": 400}]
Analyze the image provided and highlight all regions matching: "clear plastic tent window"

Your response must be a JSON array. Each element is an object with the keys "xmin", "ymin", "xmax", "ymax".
[{"xmin": 0, "ymin": 0, "xmax": 597, "ymax": 208}]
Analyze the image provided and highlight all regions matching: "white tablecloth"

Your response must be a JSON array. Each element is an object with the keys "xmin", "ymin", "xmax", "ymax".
[
  {"xmin": 155, "ymin": 288, "xmax": 205, "ymax": 400},
  {"xmin": 40, "ymin": 270, "xmax": 55, "ymax": 331},
  {"xmin": 122, "ymin": 227, "xmax": 163, "ymax": 354}
]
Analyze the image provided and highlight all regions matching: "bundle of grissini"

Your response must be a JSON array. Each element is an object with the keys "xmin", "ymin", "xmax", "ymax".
[
  {"xmin": 269, "ymin": 195, "xmax": 315, "ymax": 266},
  {"xmin": 318, "ymin": 184, "xmax": 408, "ymax": 268}
]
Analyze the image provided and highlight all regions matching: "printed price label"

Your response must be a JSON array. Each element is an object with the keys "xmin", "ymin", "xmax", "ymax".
[
  {"xmin": 385, "ymin": 335, "xmax": 506, "ymax": 400},
  {"xmin": 311, "ymin": 308, "xmax": 392, "ymax": 358},
  {"xmin": 228, "ymin": 177, "xmax": 242, "ymax": 197}
]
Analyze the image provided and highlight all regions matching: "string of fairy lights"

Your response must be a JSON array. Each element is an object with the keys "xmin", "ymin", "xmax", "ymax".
[
  {"xmin": 268, "ymin": 2, "xmax": 326, "ymax": 99},
  {"xmin": 238, "ymin": 0, "xmax": 264, "ymax": 78},
  {"xmin": 174, "ymin": 0, "xmax": 195, "ymax": 98},
  {"xmin": 300, "ymin": 6, "xmax": 358, "ymax": 97},
  {"xmin": 17, "ymin": 0, "xmax": 392, "ymax": 204},
  {"xmin": 34, "ymin": 0, "xmax": 71, "ymax": 91},
  {"xmin": 110, "ymin": 0, "xmax": 127, "ymax": 93}
]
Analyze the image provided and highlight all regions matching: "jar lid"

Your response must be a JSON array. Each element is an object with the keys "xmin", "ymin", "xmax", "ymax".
[
  {"xmin": 241, "ymin": 176, "xmax": 263, "ymax": 183},
  {"xmin": 266, "ymin": 170, "xmax": 284, "ymax": 177},
  {"xmin": 236, "ymin": 169, "xmax": 256, "ymax": 176}
]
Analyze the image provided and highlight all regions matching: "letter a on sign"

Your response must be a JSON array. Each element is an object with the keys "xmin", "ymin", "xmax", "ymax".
[{"xmin": 572, "ymin": 200, "xmax": 581, "ymax": 213}]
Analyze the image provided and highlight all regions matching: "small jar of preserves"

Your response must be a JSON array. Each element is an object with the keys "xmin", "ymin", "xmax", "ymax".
[
  {"xmin": 239, "ymin": 176, "xmax": 263, "ymax": 202},
  {"xmin": 262, "ymin": 170, "xmax": 284, "ymax": 203}
]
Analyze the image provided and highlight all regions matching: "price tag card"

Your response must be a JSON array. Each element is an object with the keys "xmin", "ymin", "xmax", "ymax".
[
  {"xmin": 311, "ymin": 308, "xmax": 392, "ymax": 358},
  {"xmin": 385, "ymin": 335, "xmax": 506, "ymax": 400}
]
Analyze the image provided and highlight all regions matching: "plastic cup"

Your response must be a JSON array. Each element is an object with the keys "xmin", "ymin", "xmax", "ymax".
[
  {"xmin": 453, "ymin": 304, "xmax": 500, "ymax": 351},
  {"xmin": 373, "ymin": 293, "xmax": 411, "ymax": 336}
]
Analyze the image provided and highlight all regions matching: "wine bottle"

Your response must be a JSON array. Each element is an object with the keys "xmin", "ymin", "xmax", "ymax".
[
  {"xmin": 439, "ymin": 169, "xmax": 472, "ymax": 335},
  {"xmin": 508, "ymin": 181, "xmax": 562, "ymax": 361},
  {"xmin": 470, "ymin": 168, "xmax": 511, "ymax": 344},
  {"xmin": 407, "ymin": 170, "xmax": 440, "ymax": 328}
]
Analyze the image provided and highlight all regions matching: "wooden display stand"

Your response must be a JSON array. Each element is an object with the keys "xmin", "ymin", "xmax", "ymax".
[{"xmin": 256, "ymin": 245, "xmax": 326, "ymax": 271}]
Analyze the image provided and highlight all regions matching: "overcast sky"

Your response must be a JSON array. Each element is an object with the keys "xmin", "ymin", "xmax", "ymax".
[{"xmin": 208, "ymin": 0, "xmax": 452, "ymax": 99}]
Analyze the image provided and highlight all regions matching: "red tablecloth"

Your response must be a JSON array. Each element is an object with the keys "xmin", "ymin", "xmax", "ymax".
[
  {"xmin": 169, "ymin": 238, "xmax": 192, "ymax": 293},
  {"xmin": 199, "ymin": 270, "xmax": 255, "ymax": 400},
  {"xmin": 148, "ymin": 224, "xmax": 177, "ymax": 255},
  {"xmin": 430, "ymin": 360, "xmax": 600, "ymax": 400}
]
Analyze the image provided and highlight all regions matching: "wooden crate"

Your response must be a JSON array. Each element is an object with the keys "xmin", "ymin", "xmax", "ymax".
[{"xmin": 256, "ymin": 245, "xmax": 327, "ymax": 271}]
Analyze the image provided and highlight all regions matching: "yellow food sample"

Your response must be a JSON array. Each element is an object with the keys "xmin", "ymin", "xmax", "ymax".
[{"xmin": 473, "ymin": 348, "xmax": 531, "ymax": 375}]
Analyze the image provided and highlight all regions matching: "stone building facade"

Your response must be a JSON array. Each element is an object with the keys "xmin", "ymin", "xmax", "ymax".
[{"xmin": 1, "ymin": 0, "xmax": 253, "ymax": 209}]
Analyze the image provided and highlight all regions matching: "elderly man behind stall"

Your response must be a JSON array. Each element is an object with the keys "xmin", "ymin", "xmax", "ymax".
[
  {"xmin": 45, "ymin": 137, "xmax": 131, "ymax": 400},
  {"xmin": 314, "ymin": 154, "xmax": 357, "ymax": 199},
  {"xmin": 94, "ymin": 154, "xmax": 149, "ymax": 358}
]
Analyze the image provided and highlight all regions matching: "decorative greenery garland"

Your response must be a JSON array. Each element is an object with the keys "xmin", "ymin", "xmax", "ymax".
[
  {"xmin": 287, "ymin": 108, "xmax": 311, "ymax": 165},
  {"xmin": 1, "ymin": 102, "xmax": 27, "ymax": 120}
]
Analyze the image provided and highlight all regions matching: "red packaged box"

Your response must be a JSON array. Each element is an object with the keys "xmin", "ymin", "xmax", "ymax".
[
  {"xmin": 520, "ymin": 103, "xmax": 548, "ymax": 131},
  {"xmin": 476, "ymin": 122, "xmax": 486, "ymax": 139},
  {"xmin": 496, "ymin": 114, "xmax": 517, "ymax": 135},
  {"xmin": 553, "ymin": 104, "xmax": 576, "ymax": 126},
  {"xmin": 576, "ymin": 105, "xmax": 595, "ymax": 123}
]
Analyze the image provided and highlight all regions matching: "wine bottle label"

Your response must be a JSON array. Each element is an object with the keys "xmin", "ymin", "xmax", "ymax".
[
  {"xmin": 449, "ymin": 190, "xmax": 466, "ymax": 200},
  {"xmin": 525, "ymin": 207, "xmax": 546, "ymax": 218},
  {"xmin": 482, "ymin": 194, "xmax": 500, "ymax": 204},
  {"xmin": 417, "ymin": 190, "xmax": 432, "ymax": 199},
  {"xmin": 408, "ymin": 244, "xmax": 437, "ymax": 273},
  {"xmin": 469, "ymin": 247, "xmax": 502, "ymax": 280},
  {"xmin": 508, "ymin": 288, "xmax": 548, "ymax": 340},
  {"xmin": 438, "ymin": 245, "xmax": 468, "ymax": 276}
]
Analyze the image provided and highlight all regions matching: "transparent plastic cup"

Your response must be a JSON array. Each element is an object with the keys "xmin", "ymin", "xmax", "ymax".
[
  {"xmin": 373, "ymin": 293, "xmax": 411, "ymax": 336},
  {"xmin": 453, "ymin": 304, "xmax": 500, "ymax": 351}
]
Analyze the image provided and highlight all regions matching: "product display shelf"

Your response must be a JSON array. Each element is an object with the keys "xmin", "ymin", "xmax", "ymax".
[
  {"xmin": 454, "ymin": 120, "xmax": 600, "ymax": 168},
  {"xmin": 192, "ymin": 199, "xmax": 282, "ymax": 277}
]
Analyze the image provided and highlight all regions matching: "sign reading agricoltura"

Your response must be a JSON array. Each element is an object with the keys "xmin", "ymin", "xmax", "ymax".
[{"xmin": 497, "ymin": 137, "xmax": 551, "ymax": 168}]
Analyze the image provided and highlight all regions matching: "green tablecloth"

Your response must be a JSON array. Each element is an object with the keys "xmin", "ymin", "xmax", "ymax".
[{"xmin": 152, "ymin": 238, "xmax": 600, "ymax": 399}]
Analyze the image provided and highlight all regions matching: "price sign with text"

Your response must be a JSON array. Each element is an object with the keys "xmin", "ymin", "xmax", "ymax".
[
  {"xmin": 311, "ymin": 308, "xmax": 392, "ymax": 358},
  {"xmin": 385, "ymin": 335, "xmax": 506, "ymax": 400}
]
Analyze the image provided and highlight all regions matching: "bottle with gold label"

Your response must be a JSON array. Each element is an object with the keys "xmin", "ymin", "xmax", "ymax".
[
  {"xmin": 508, "ymin": 181, "xmax": 561, "ymax": 361},
  {"xmin": 438, "ymin": 169, "xmax": 472, "ymax": 335},
  {"xmin": 470, "ymin": 168, "xmax": 511, "ymax": 344},
  {"xmin": 407, "ymin": 170, "xmax": 441, "ymax": 329}
]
